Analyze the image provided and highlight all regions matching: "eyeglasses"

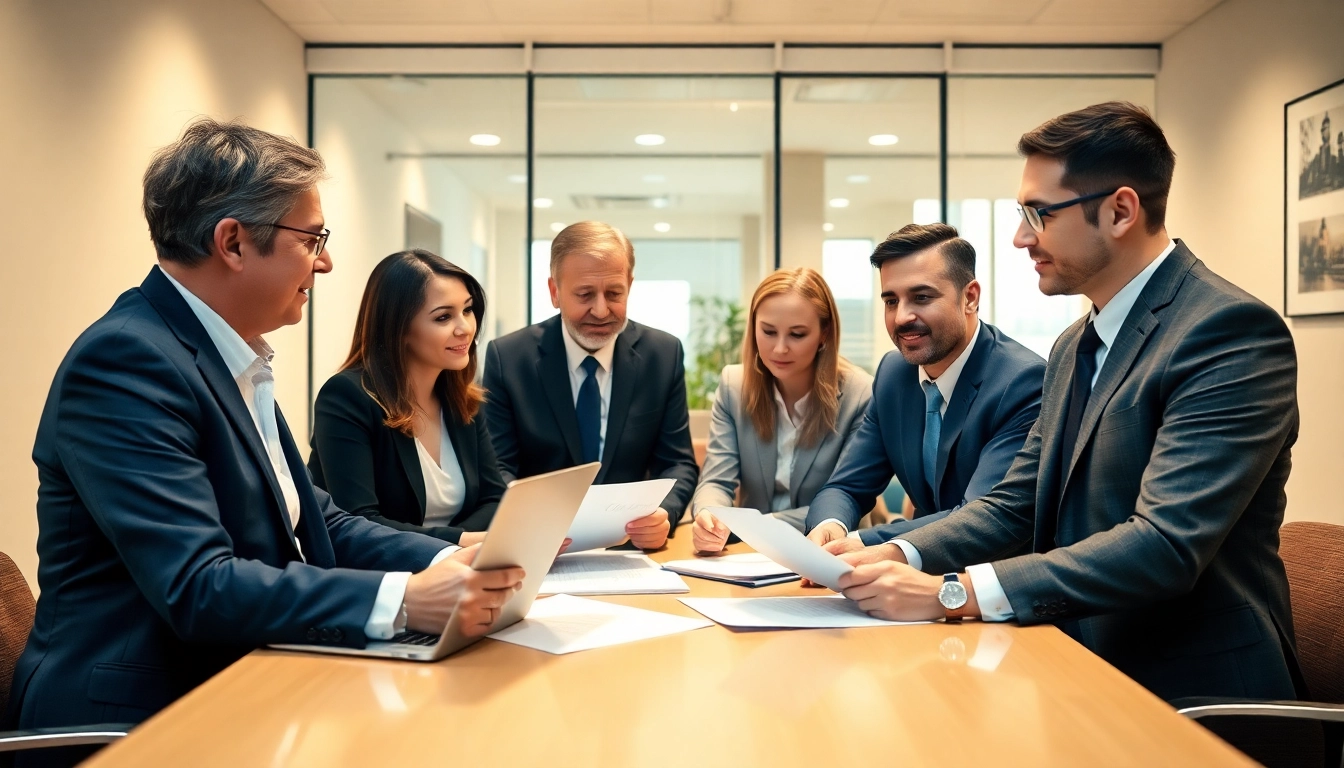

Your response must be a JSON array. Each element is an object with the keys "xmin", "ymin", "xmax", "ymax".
[
  {"xmin": 240, "ymin": 222, "xmax": 331, "ymax": 256},
  {"xmin": 1016, "ymin": 189, "xmax": 1118, "ymax": 233}
]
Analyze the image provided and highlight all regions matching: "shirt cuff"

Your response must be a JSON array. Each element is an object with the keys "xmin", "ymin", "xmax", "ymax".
[
  {"xmin": 965, "ymin": 563, "xmax": 1014, "ymax": 622},
  {"xmin": 815, "ymin": 518, "xmax": 850, "ymax": 535},
  {"xmin": 364, "ymin": 546, "xmax": 461, "ymax": 640},
  {"xmin": 364, "ymin": 571, "xmax": 411, "ymax": 640},
  {"xmin": 892, "ymin": 539, "xmax": 923, "ymax": 571}
]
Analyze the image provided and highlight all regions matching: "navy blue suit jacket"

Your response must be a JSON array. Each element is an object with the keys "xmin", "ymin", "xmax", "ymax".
[
  {"xmin": 482, "ymin": 315, "xmax": 698, "ymax": 526},
  {"xmin": 7, "ymin": 267, "xmax": 446, "ymax": 734},
  {"xmin": 805, "ymin": 322, "xmax": 1045, "ymax": 545}
]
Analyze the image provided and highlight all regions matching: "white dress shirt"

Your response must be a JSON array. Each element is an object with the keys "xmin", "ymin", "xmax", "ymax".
[
  {"xmin": 417, "ymin": 415, "xmax": 467, "ymax": 526},
  {"xmin": 561, "ymin": 322, "xmax": 619, "ymax": 458},
  {"xmin": 823, "ymin": 322, "xmax": 983, "ymax": 537},
  {"xmin": 897, "ymin": 240, "xmax": 1176, "ymax": 621},
  {"xmin": 162, "ymin": 269, "xmax": 453, "ymax": 640},
  {"xmin": 771, "ymin": 388, "xmax": 810, "ymax": 512}
]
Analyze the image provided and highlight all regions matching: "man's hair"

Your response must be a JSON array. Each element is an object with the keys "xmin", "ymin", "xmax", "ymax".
[
  {"xmin": 869, "ymin": 223, "xmax": 976, "ymax": 289},
  {"xmin": 549, "ymin": 221, "xmax": 635, "ymax": 277},
  {"xmin": 142, "ymin": 117, "xmax": 327, "ymax": 266},
  {"xmin": 1017, "ymin": 101, "xmax": 1175, "ymax": 234}
]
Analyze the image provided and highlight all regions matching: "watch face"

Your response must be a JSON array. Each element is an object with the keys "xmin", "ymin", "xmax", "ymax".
[{"xmin": 938, "ymin": 581, "xmax": 969, "ymax": 610}]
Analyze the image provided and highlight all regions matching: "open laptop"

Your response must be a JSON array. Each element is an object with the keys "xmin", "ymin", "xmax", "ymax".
[{"xmin": 270, "ymin": 461, "xmax": 600, "ymax": 661}]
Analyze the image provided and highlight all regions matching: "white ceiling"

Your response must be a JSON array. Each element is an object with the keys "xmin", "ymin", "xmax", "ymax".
[{"xmin": 262, "ymin": 0, "xmax": 1225, "ymax": 44}]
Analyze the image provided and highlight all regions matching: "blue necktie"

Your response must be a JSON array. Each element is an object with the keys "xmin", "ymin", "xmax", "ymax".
[
  {"xmin": 922, "ymin": 380, "xmax": 944, "ymax": 498},
  {"xmin": 576, "ymin": 356, "xmax": 602, "ymax": 463}
]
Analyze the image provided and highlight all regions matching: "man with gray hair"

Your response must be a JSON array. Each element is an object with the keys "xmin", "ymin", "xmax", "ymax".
[{"xmin": 6, "ymin": 118, "xmax": 523, "ymax": 759}]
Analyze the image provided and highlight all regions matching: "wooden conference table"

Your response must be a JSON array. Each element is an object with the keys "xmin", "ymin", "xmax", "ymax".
[{"xmin": 83, "ymin": 535, "xmax": 1252, "ymax": 767}]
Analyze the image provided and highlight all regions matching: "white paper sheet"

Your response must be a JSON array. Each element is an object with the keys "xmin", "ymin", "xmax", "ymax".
[
  {"xmin": 488, "ymin": 594, "xmax": 711, "ymax": 654},
  {"xmin": 661, "ymin": 553, "xmax": 794, "ymax": 580},
  {"xmin": 707, "ymin": 507, "xmax": 854, "ymax": 591},
  {"xmin": 679, "ymin": 596, "xmax": 929, "ymax": 629},
  {"xmin": 565, "ymin": 479, "xmax": 677, "ymax": 552},
  {"xmin": 539, "ymin": 552, "xmax": 690, "ymax": 595}
]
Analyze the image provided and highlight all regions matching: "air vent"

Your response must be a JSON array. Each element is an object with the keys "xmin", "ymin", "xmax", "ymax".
[{"xmin": 571, "ymin": 194, "xmax": 677, "ymax": 210}]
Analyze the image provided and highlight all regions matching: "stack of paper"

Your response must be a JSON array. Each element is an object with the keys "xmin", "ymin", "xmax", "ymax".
[
  {"xmin": 680, "ymin": 596, "xmax": 929, "ymax": 629},
  {"xmin": 661, "ymin": 553, "xmax": 800, "ymax": 587},
  {"xmin": 489, "ymin": 594, "xmax": 712, "ymax": 654},
  {"xmin": 539, "ymin": 551, "xmax": 690, "ymax": 596},
  {"xmin": 707, "ymin": 507, "xmax": 854, "ymax": 591}
]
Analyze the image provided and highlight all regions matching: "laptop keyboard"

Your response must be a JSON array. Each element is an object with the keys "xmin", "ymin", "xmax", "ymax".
[{"xmin": 390, "ymin": 631, "xmax": 440, "ymax": 646}]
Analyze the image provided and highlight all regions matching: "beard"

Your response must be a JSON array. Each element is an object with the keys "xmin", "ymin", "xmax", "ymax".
[
  {"xmin": 564, "ymin": 315, "xmax": 628, "ymax": 352},
  {"xmin": 893, "ymin": 319, "xmax": 963, "ymax": 368},
  {"xmin": 1037, "ymin": 233, "xmax": 1111, "ymax": 297}
]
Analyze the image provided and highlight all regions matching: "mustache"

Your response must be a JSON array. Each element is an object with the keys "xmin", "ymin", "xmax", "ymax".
[{"xmin": 894, "ymin": 321, "xmax": 932, "ymax": 336}]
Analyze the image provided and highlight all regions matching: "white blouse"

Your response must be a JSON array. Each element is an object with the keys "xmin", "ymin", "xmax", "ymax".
[
  {"xmin": 415, "ymin": 416, "xmax": 467, "ymax": 526},
  {"xmin": 770, "ymin": 388, "xmax": 809, "ymax": 512}
]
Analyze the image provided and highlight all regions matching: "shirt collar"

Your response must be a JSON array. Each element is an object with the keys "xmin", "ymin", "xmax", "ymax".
[
  {"xmin": 1089, "ymin": 239, "xmax": 1176, "ymax": 349},
  {"xmin": 917, "ymin": 320, "xmax": 982, "ymax": 407},
  {"xmin": 160, "ymin": 267, "xmax": 273, "ymax": 380},
  {"xmin": 772, "ymin": 385, "xmax": 810, "ymax": 428},
  {"xmin": 561, "ymin": 320, "xmax": 617, "ymax": 375}
]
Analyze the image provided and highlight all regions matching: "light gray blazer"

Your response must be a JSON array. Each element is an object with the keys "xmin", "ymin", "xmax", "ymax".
[{"xmin": 691, "ymin": 363, "xmax": 873, "ymax": 522}]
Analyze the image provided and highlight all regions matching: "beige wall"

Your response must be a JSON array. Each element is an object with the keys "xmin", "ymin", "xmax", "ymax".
[
  {"xmin": 1159, "ymin": 0, "xmax": 1344, "ymax": 526},
  {"xmin": 0, "ymin": 0, "xmax": 307, "ymax": 585}
]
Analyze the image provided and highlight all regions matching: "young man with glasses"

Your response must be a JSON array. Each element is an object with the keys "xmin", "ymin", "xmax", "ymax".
[
  {"xmin": 7, "ymin": 119, "xmax": 524, "ymax": 760},
  {"xmin": 834, "ymin": 101, "xmax": 1303, "ymax": 704}
]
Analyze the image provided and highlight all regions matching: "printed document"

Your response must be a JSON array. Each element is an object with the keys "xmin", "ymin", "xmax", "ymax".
[
  {"xmin": 679, "ymin": 596, "xmax": 929, "ymax": 629},
  {"xmin": 565, "ymin": 479, "xmax": 676, "ymax": 552},
  {"xmin": 707, "ymin": 507, "xmax": 854, "ymax": 591},
  {"xmin": 540, "ymin": 552, "xmax": 690, "ymax": 595},
  {"xmin": 489, "ymin": 594, "xmax": 711, "ymax": 654}
]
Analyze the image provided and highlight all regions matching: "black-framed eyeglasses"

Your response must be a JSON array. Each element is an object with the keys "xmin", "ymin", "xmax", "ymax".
[
  {"xmin": 1016, "ymin": 189, "xmax": 1118, "ymax": 233},
  {"xmin": 240, "ymin": 222, "xmax": 331, "ymax": 256}
]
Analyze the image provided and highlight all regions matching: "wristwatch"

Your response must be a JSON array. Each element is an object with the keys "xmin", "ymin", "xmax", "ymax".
[{"xmin": 938, "ymin": 573, "xmax": 968, "ymax": 621}]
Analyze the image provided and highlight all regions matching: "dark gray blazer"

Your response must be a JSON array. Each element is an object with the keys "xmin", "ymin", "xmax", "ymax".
[
  {"xmin": 898, "ymin": 242, "xmax": 1303, "ymax": 702},
  {"xmin": 690, "ymin": 363, "xmax": 873, "ymax": 521},
  {"xmin": 805, "ymin": 323, "xmax": 1045, "ymax": 544}
]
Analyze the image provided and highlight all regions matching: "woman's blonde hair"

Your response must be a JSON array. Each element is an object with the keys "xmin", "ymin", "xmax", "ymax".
[{"xmin": 741, "ymin": 267, "xmax": 849, "ymax": 448}]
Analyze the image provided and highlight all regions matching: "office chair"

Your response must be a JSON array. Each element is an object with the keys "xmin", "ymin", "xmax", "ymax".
[
  {"xmin": 1175, "ymin": 521, "xmax": 1344, "ymax": 768},
  {"xmin": 0, "ymin": 551, "xmax": 132, "ymax": 753}
]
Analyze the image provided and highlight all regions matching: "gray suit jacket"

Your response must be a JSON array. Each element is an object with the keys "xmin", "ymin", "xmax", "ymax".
[
  {"xmin": 899, "ymin": 241, "xmax": 1302, "ymax": 702},
  {"xmin": 691, "ymin": 363, "xmax": 873, "ymax": 523}
]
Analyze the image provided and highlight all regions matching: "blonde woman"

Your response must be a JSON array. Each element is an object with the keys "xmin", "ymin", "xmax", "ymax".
[{"xmin": 690, "ymin": 268, "xmax": 873, "ymax": 552}]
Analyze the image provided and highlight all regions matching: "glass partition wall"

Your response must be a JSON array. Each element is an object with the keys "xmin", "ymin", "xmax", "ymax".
[{"xmin": 309, "ymin": 53, "xmax": 1158, "ymax": 416}]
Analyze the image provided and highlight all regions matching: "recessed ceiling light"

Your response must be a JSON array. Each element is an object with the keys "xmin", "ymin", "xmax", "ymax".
[
  {"xmin": 846, "ymin": 174, "xmax": 870, "ymax": 184},
  {"xmin": 654, "ymin": 222, "xmax": 671, "ymax": 233},
  {"xmin": 730, "ymin": 102, "xmax": 739, "ymax": 112},
  {"xmin": 823, "ymin": 223, "xmax": 835, "ymax": 232},
  {"xmin": 643, "ymin": 174, "xmax": 666, "ymax": 183},
  {"xmin": 868, "ymin": 134, "xmax": 899, "ymax": 146},
  {"xmin": 470, "ymin": 134, "xmax": 501, "ymax": 146},
  {"xmin": 651, "ymin": 197, "xmax": 671, "ymax": 209},
  {"xmin": 533, "ymin": 198, "xmax": 553, "ymax": 208},
  {"xmin": 829, "ymin": 198, "xmax": 850, "ymax": 208},
  {"xmin": 507, "ymin": 174, "xmax": 527, "ymax": 184},
  {"xmin": 550, "ymin": 222, "xmax": 565, "ymax": 233},
  {"xmin": 635, "ymin": 134, "xmax": 666, "ymax": 146}
]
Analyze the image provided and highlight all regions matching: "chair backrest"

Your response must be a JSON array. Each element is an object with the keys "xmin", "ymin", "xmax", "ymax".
[
  {"xmin": 0, "ymin": 552, "xmax": 35, "ymax": 715},
  {"xmin": 1279, "ymin": 521, "xmax": 1344, "ymax": 704}
]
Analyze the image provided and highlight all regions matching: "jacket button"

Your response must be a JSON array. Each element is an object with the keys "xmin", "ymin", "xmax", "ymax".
[
  {"xmin": 1033, "ymin": 606, "xmax": 1045, "ymax": 617},
  {"xmin": 320, "ymin": 628, "xmax": 332, "ymax": 642},
  {"xmin": 306, "ymin": 628, "xmax": 319, "ymax": 641},
  {"xmin": 333, "ymin": 629, "xmax": 345, "ymax": 643}
]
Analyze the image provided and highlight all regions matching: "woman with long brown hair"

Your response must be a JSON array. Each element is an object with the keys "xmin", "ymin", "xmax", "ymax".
[
  {"xmin": 308, "ymin": 249, "xmax": 504, "ymax": 545},
  {"xmin": 690, "ymin": 267, "xmax": 873, "ymax": 552}
]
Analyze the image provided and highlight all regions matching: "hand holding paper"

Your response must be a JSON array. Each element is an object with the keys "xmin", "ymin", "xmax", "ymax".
[
  {"xmin": 565, "ymin": 479, "xmax": 676, "ymax": 552},
  {"xmin": 707, "ymin": 507, "xmax": 854, "ymax": 591}
]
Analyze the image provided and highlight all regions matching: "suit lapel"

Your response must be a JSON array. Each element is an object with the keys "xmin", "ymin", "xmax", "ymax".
[
  {"xmin": 897, "ymin": 364, "xmax": 936, "ymax": 513},
  {"xmin": 537, "ymin": 320, "xmax": 585, "ymax": 466},
  {"xmin": 933, "ymin": 327, "xmax": 992, "ymax": 496},
  {"xmin": 393, "ymin": 430, "xmax": 426, "ymax": 522},
  {"xmin": 756, "ymin": 422, "xmax": 778, "ymax": 508},
  {"xmin": 139, "ymin": 268, "xmax": 296, "ymax": 546},
  {"xmin": 276, "ymin": 408, "xmax": 329, "ymax": 566},
  {"xmin": 1035, "ymin": 319, "xmax": 1084, "ymax": 550},
  {"xmin": 443, "ymin": 403, "xmax": 478, "ymax": 513},
  {"xmin": 599, "ymin": 325, "xmax": 641, "ymax": 483}
]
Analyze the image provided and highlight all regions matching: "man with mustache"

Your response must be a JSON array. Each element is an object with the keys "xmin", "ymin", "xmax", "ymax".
[
  {"xmin": 834, "ymin": 102, "xmax": 1302, "ymax": 703},
  {"xmin": 483, "ymin": 221, "xmax": 698, "ymax": 549},
  {"xmin": 805, "ymin": 223, "xmax": 1045, "ymax": 549}
]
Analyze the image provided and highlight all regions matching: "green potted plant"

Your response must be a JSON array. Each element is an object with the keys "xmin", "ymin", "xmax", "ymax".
[{"xmin": 685, "ymin": 296, "xmax": 746, "ymax": 412}]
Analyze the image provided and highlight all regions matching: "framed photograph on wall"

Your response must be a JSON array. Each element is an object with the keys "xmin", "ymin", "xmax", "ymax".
[{"xmin": 1285, "ymin": 76, "xmax": 1344, "ymax": 317}]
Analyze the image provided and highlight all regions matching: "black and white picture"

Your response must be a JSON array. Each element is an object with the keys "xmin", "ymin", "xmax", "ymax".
[{"xmin": 1286, "ymin": 77, "xmax": 1344, "ymax": 316}]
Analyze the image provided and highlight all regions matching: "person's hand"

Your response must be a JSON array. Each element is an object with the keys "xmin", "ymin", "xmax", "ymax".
[
  {"xmin": 458, "ymin": 531, "xmax": 486, "ymax": 547},
  {"xmin": 806, "ymin": 522, "xmax": 847, "ymax": 548},
  {"xmin": 403, "ymin": 545, "xmax": 525, "ymax": 637},
  {"xmin": 692, "ymin": 510, "xmax": 730, "ymax": 553},
  {"xmin": 822, "ymin": 537, "xmax": 866, "ymax": 556},
  {"xmin": 557, "ymin": 538, "xmax": 573, "ymax": 556},
  {"xmin": 837, "ymin": 561, "xmax": 944, "ymax": 621},
  {"xmin": 626, "ymin": 507, "xmax": 671, "ymax": 550}
]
